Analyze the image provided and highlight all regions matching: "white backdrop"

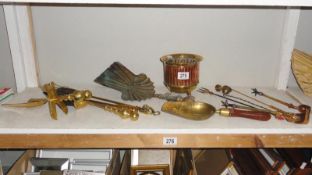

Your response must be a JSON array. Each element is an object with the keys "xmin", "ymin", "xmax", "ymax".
[
  {"xmin": 288, "ymin": 9, "xmax": 312, "ymax": 87},
  {"xmin": 31, "ymin": 6, "xmax": 286, "ymax": 88},
  {"xmin": 0, "ymin": 6, "xmax": 16, "ymax": 91}
]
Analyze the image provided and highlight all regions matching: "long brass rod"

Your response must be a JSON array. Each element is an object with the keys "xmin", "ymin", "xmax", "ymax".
[
  {"xmin": 87, "ymin": 99, "xmax": 139, "ymax": 120},
  {"xmin": 91, "ymin": 95, "xmax": 160, "ymax": 116},
  {"xmin": 252, "ymin": 89, "xmax": 297, "ymax": 109},
  {"xmin": 197, "ymin": 88, "xmax": 256, "ymax": 109},
  {"xmin": 224, "ymin": 93, "xmax": 267, "ymax": 110},
  {"xmin": 229, "ymin": 88, "xmax": 286, "ymax": 113},
  {"xmin": 91, "ymin": 95, "xmax": 134, "ymax": 107}
]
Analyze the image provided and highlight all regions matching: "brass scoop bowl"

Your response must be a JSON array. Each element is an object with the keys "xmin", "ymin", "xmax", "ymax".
[{"xmin": 161, "ymin": 99, "xmax": 216, "ymax": 120}]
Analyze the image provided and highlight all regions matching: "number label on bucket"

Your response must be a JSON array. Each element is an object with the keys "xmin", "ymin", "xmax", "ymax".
[{"xmin": 177, "ymin": 72, "xmax": 189, "ymax": 80}]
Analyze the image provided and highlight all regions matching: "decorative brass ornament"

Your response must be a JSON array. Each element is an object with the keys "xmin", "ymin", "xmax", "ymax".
[
  {"xmin": 2, "ymin": 82, "xmax": 91, "ymax": 120},
  {"xmin": 2, "ymin": 82, "xmax": 160, "ymax": 120},
  {"xmin": 160, "ymin": 53, "xmax": 202, "ymax": 95}
]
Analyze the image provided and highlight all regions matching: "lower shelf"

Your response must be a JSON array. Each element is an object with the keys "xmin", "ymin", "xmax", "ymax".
[{"xmin": 5, "ymin": 148, "xmax": 312, "ymax": 175}]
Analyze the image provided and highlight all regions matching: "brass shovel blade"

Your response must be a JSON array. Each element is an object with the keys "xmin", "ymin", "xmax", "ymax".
[{"xmin": 161, "ymin": 100, "xmax": 216, "ymax": 120}]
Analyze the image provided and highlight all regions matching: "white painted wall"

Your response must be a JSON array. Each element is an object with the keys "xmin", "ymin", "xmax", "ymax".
[
  {"xmin": 0, "ymin": 6, "xmax": 21, "ymax": 167},
  {"xmin": 31, "ymin": 6, "xmax": 286, "ymax": 88},
  {"xmin": 294, "ymin": 9, "xmax": 312, "ymax": 53},
  {"xmin": 288, "ymin": 8, "xmax": 312, "ymax": 88},
  {"xmin": 0, "ymin": 5, "xmax": 16, "ymax": 92}
]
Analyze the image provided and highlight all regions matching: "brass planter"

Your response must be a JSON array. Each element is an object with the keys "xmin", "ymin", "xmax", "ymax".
[{"xmin": 160, "ymin": 53, "xmax": 202, "ymax": 94}]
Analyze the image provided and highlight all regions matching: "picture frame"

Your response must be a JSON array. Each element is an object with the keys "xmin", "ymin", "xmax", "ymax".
[
  {"xmin": 130, "ymin": 165, "xmax": 170, "ymax": 175},
  {"xmin": 0, "ymin": 160, "xmax": 3, "ymax": 175},
  {"xmin": 29, "ymin": 158, "xmax": 69, "ymax": 172}
]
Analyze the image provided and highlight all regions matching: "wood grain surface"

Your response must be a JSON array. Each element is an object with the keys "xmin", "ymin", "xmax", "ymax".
[{"xmin": 0, "ymin": 134, "xmax": 310, "ymax": 148}]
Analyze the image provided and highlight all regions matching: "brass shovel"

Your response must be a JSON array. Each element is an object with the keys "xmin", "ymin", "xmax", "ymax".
[
  {"xmin": 161, "ymin": 99, "xmax": 271, "ymax": 121},
  {"xmin": 161, "ymin": 99, "xmax": 216, "ymax": 120}
]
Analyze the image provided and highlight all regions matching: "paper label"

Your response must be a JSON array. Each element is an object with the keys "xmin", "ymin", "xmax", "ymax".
[
  {"xmin": 177, "ymin": 72, "xmax": 189, "ymax": 80},
  {"xmin": 163, "ymin": 137, "xmax": 177, "ymax": 146}
]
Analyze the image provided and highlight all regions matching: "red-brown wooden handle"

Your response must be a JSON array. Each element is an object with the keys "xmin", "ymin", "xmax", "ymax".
[
  {"xmin": 218, "ymin": 108, "xmax": 271, "ymax": 121},
  {"xmin": 229, "ymin": 108, "xmax": 271, "ymax": 121}
]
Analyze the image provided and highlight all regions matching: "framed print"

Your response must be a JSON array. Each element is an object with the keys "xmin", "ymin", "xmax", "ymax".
[
  {"xmin": 130, "ymin": 165, "xmax": 170, "ymax": 175},
  {"xmin": 29, "ymin": 158, "xmax": 69, "ymax": 172},
  {"xmin": 0, "ymin": 160, "xmax": 3, "ymax": 175}
]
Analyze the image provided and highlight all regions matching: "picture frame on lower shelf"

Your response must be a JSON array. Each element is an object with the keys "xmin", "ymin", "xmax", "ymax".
[
  {"xmin": 130, "ymin": 165, "xmax": 170, "ymax": 175},
  {"xmin": 220, "ymin": 162, "xmax": 241, "ymax": 175},
  {"xmin": 29, "ymin": 158, "xmax": 69, "ymax": 172},
  {"xmin": 0, "ymin": 160, "xmax": 3, "ymax": 175},
  {"xmin": 63, "ymin": 170, "xmax": 105, "ymax": 175}
]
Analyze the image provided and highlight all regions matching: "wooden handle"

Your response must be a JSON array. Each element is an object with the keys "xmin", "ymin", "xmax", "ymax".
[
  {"xmin": 218, "ymin": 108, "xmax": 271, "ymax": 121},
  {"xmin": 229, "ymin": 108, "xmax": 271, "ymax": 121}
]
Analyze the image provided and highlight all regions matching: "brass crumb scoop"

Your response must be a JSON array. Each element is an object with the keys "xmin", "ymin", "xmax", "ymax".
[{"xmin": 95, "ymin": 62, "xmax": 183, "ymax": 101}]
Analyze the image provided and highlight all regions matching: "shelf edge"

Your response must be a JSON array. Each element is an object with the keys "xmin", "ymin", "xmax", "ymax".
[
  {"xmin": 1, "ymin": 0, "xmax": 312, "ymax": 7},
  {"xmin": 0, "ymin": 133, "xmax": 311, "ymax": 148}
]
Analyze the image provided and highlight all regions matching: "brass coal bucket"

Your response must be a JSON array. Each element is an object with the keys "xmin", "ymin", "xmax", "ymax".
[{"xmin": 160, "ymin": 53, "xmax": 202, "ymax": 94}]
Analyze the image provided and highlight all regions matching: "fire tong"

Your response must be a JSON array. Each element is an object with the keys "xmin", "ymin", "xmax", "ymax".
[
  {"xmin": 251, "ymin": 88, "xmax": 310, "ymax": 124},
  {"xmin": 197, "ymin": 87, "xmax": 271, "ymax": 121},
  {"xmin": 199, "ymin": 85, "xmax": 310, "ymax": 124}
]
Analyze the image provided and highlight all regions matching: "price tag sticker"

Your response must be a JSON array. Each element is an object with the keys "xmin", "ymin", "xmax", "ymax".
[
  {"xmin": 163, "ymin": 137, "xmax": 177, "ymax": 146},
  {"xmin": 177, "ymin": 72, "xmax": 189, "ymax": 80}
]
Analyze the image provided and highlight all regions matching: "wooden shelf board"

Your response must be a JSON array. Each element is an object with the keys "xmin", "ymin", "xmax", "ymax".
[
  {"xmin": 0, "ymin": 134, "xmax": 311, "ymax": 148},
  {"xmin": 0, "ymin": 0, "xmax": 312, "ymax": 6},
  {"xmin": 0, "ymin": 86, "xmax": 311, "ymax": 148}
]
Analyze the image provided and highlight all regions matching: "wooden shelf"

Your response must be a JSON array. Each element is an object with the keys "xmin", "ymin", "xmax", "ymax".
[
  {"xmin": 1, "ymin": 0, "xmax": 312, "ymax": 152},
  {"xmin": 1, "ymin": 133, "xmax": 311, "ymax": 148},
  {"xmin": 1, "ymin": 0, "xmax": 312, "ymax": 6},
  {"xmin": 0, "ymin": 86, "xmax": 311, "ymax": 148}
]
